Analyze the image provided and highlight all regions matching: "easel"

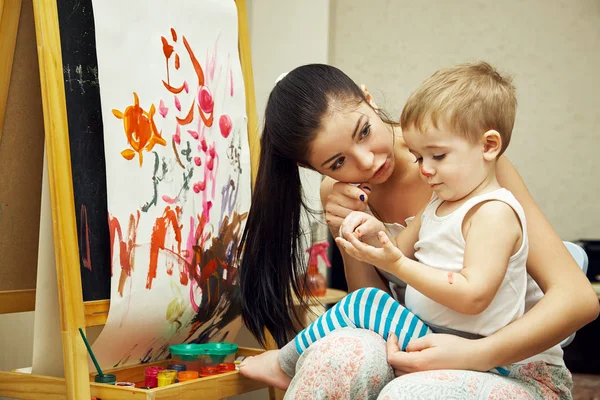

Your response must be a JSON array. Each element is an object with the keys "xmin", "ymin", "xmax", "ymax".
[{"xmin": 0, "ymin": 0, "xmax": 272, "ymax": 398}]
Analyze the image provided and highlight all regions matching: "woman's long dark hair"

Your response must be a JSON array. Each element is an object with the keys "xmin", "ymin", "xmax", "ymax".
[{"xmin": 238, "ymin": 64, "xmax": 372, "ymax": 347}]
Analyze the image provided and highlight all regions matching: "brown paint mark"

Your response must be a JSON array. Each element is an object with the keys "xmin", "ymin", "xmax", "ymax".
[
  {"xmin": 80, "ymin": 205, "xmax": 92, "ymax": 271},
  {"xmin": 108, "ymin": 212, "xmax": 141, "ymax": 296},
  {"xmin": 182, "ymin": 211, "xmax": 248, "ymax": 342},
  {"xmin": 172, "ymin": 138, "xmax": 185, "ymax": 168},
  {"xmin": 148, "ymin": 206, "xmax": 183, "ymax": 290},
  {"xmin": 113, "ymin": 92, "xmax": 167, "ymax": 166},
  {"xmin": 447, "ymin": 272, "xmax": 454, "ymax": 284}
]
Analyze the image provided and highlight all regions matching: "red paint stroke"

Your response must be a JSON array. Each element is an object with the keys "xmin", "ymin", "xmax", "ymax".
[
  {"xmin": 108, "ymin": 212, "xmax": 140, "ymax": 296},
  {"xmin": 219, "ymin": 115, "xmax": 232, "ymax": 138},
  {"xmin": 162, "ymin": 195, "xmax": 178, "ymax": 204},
  {"xmin": 173, "ymin": 124, "xmax": 181, "ymax": 145},
  {"xmin": 161, "ymin": 36, "xmax": 174, "ymax": 85},
  {"xmin": 198, "ymin": 86, "xmax": 214, "ymax": 114},
  {"xmin": 447, "ymin": 272, "xmax": 454, "ymax": 284},
  {"xmin": 187, "ymin": 130, "xmax": 199, "ymax": 140},
  {"xmin": 158, "ymin": 99, "xmax": 168, "ymax": 118},
  {"xmin": 175, "ymin": 54, "xmax": 180, "ymax": 70},
  {"xmin": 174, "ymin": 96, "xmax": 181, "ymax": 111},
  {"xmin": 193, "ymin": 181, "xmax": 206, "ymax": 193},
  {"xmin": 171, "ymin": 27, "xmax": 177, "ymax": 42},
  {"xmin": 162, "ymin": 81, "xmax": 186, "ymax": 94},
  {"xmin": 229, "ymin": 67, "xmax": 234, "ymax": 97},
  {"xmin": 183, "ymin": 35, "xmax": 205, "ymax": 86},
  {"xmin": 80, "ymin": 205, "xmax": 92, "ymax": 271},
  {"xmin": 148, "ymin": 206, "xmax": 183, "ymax": 290},
  {"xmin": 176, "ymin": 101, "xmax": 195, "ymax": 125},
  {"xmin": 194, "ymin": 156, "xmax": 202, "ymax": 166}
]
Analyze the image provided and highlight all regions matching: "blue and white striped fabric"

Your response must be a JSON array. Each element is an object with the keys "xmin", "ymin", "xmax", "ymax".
[{"xmin": 295, "ymin": 287, "xmax": 432, "ymax": 354}]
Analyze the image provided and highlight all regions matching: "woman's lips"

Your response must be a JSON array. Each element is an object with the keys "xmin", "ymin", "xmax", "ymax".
[{"xmin": 371, "ymin": 161, "xmax": 389, "ymax": 180}]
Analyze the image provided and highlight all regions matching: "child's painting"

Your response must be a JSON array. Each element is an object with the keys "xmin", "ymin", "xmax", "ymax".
[{"xmin": 90, "ymin": 0, "xmax": 251, "ymax": 368}]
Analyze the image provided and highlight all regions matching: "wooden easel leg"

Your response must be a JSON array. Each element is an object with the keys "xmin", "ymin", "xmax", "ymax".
[
  {"xmin": 31, "ymin": 0, "xmax": 91, "ymax": 398},
  {"xmin": 0, "ymin": 0, "xmax": 22, "ymax": 142}
]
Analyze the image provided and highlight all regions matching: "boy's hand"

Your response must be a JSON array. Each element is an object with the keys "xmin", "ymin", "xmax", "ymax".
[
  {"xmin": 335, "ymin": 230, "xmax": 404, "ymax": 273},
  {"xmin": 338, "ymin": 211, "xmax": 385, "ymax": 243}
]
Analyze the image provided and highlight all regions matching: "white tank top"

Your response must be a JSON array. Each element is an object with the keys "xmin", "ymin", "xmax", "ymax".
[
  {"xmin": 367, "ymin": 190, "xmax": 564, "ymax": 365},
  {"xmin": 406, "ymin": 188, "xmax": 528, "ymax": 337}
]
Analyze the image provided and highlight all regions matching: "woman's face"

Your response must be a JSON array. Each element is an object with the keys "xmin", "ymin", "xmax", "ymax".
[{"xmin": 307, "ymin": 102, "xmax": 395, "ymax": 185}]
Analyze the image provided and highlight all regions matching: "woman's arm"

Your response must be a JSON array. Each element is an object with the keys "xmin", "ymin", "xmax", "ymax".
[
  {"xmin": 479, "ymin": 156, "xmax": 599, "ymax": 366},
  {"xmin": 386, "ymin": 157, "xmax": 598, "ymax": 373},
  {"xmin": 321, "ymin": 177, "xmax": 389, "ymax": 292}
]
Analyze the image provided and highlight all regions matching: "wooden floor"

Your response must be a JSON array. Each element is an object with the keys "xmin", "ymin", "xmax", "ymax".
[{"xmin": 573, "ymin": 373, "xmax": 600, "ymax": 400}]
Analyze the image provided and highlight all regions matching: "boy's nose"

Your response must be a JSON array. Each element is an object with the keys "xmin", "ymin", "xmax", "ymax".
[{"xmin": 420, "ymin": 165, "xmax": 434, "ymax": 177}]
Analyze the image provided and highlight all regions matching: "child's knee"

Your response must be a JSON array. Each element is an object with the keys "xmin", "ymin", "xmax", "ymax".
[{"xmin": 354, "ymin": 287, "xmax": 390, "ymax": 298}]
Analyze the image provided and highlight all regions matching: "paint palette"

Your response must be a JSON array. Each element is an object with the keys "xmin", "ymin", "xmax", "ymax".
[{"xmin": 169, "ymin": 342, "xmax": 238, "ymax": 364}]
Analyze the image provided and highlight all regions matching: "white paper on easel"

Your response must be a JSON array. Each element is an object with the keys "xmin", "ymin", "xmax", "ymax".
[
  {"xmin": 31, "ymin": 149, "xmax": 64, "ymax": 377},
  {"xmin": 90, "ymin": 0, "xmax": 250, "ymax": 369}
]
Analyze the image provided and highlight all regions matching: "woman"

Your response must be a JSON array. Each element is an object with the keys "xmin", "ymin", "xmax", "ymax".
[{"xmin": 238, "ymin": 63, "xmax": 598, "ymax": 398}]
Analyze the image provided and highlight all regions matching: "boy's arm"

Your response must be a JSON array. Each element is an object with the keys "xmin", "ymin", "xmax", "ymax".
[
  {"xmin": 392, "ymin": 201, "xmax": 522, "ymax": 315},
  {"xmin": 391, "ymin": 210, "xmax": 423, "ymax": 260}
]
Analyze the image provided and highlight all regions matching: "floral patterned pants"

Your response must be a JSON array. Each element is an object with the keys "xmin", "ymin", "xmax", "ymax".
[{"xmin": 284, "ymin": 328, "xmax": 572, "ymax": 400}]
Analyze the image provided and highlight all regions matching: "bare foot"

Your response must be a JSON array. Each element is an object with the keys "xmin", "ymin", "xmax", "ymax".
[{"xmin": 238, "ymin": 350, "xmax": 291, "ymax": 390}]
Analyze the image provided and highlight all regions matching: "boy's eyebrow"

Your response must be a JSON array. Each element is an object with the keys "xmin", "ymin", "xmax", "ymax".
[{"xmin": 320, "ymin": 114, "xmax": 365, "ymax": 167}]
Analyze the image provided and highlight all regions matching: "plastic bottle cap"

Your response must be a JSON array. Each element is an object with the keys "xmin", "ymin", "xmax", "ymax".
[{"xmin": 94, "ymin": 374, "xmax": 117, "ymax": 384}]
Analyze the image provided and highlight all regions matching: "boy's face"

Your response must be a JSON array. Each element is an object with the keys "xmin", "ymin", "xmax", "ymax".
[{"xmin": 403, "ymin": 122, "xmax": 489, "ymax": 202}]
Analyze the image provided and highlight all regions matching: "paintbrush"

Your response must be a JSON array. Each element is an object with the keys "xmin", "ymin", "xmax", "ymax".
[{"xmin": 79, "ymin": 327, "xmax": 116, "ymax": 384}]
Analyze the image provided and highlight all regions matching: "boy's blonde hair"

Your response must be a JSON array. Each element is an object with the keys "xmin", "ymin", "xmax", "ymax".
[{"xmin": 400, "ymin": 61, "xmax": 517, "ymax": 155}]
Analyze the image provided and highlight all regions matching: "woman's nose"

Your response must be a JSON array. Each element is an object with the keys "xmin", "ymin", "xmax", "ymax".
[{"xmin": 356, "ymin": 150, "xmax": 374, "ymax": 171}]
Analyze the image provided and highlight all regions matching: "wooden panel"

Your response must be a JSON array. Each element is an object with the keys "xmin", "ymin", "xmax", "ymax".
[
  {"xmin": 0, "ymin": 0, "xmax": 44, "ymax": 293},
  {"xmin": 0, "ymin": 371, "xmax": 67, "ymax": 400},
  {"xmin": 152, "ymin": 371, "xmax": 266, "ymax": 400},
  {"xmin": 0, "ymin": 288, "xmax": 35, "ymax": 313},
  {"xmin": 0, "ymin": 0, "xmax": 22, "ymax": 141}
]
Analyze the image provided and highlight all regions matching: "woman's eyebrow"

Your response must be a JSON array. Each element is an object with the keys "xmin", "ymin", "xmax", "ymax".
[
  {"xmin": 321, "ymin": 152, "xmax": 341, "ymax": 167},
  {"xmin": 320, "ymin": 114, "xmax": 365, "ymax": 167},
  {"xmin": 351, "ymin": 115, "xmax": 365, "ymax": 139}
]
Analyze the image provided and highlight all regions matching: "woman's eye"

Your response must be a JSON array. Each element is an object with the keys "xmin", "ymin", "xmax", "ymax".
[
  {"xmin": 433, "ymin": 154, "xmax": 446, "ymax": 161},
  {"xmin": 413, "ymin": 157, "xmax": 423, "ymax": 164},
  {"xmin": 359, "ymin": 124, "xmax": 371, "ymax": 139},
  {"xmin": 330, "ymin": 157, "xmax": 345, "ymax": 171}
]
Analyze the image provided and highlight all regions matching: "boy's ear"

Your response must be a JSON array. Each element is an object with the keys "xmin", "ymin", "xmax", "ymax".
[
  {"xmin": 482, "ymin": 130, "xmax": 502, "ymax": 160},
  {"xmin": 360, "ymin": 84, "xmax": 379, "ymax": 111}
]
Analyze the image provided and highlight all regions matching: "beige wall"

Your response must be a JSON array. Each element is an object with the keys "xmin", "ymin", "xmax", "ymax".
[{"xmin": 330, "ymin": 0, "xmax": 600, "ymax": 240}]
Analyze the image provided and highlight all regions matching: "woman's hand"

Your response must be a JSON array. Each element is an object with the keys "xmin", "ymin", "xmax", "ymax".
[
  {"xmin": 323, "ymin": 181, "xmax": 371, "ymax": 234},
  {"xmin": 386, "ymin": 333, "xmax": 492, "ymax": 376}
]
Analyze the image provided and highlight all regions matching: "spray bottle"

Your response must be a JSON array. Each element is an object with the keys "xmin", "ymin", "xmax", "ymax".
[{"xmin": 303, "ymin": 221, "xmax": 331, "ymax": 297}]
